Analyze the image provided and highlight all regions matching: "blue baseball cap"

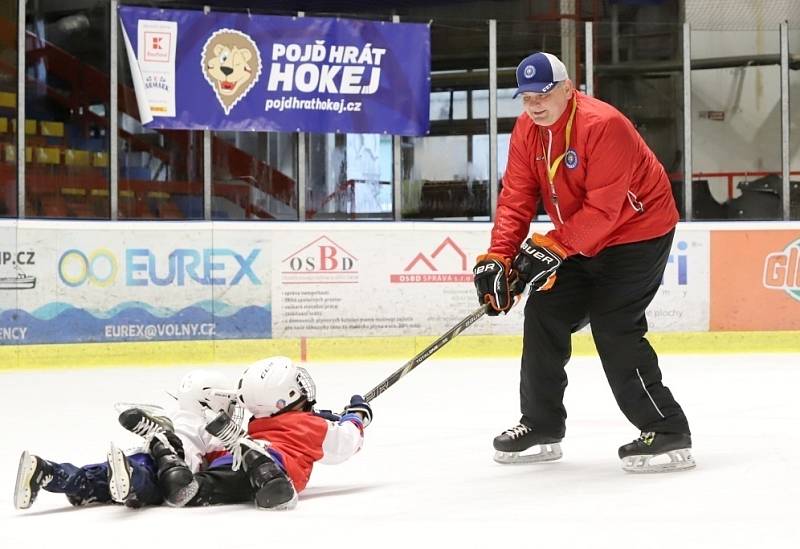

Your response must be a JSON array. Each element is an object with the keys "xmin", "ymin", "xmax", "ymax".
[{"xmin": 513, "ymin": 52, "xmax": 569, "ymax": 98}]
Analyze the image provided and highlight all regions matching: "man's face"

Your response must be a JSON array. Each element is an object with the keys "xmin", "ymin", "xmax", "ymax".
[{"xmin": 521, "ymin": 80, "xmax": 573, "ymax": 127}]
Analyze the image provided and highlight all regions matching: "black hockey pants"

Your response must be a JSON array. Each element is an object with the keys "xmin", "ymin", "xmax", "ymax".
[
  {"xmin": 519, "ymin": 229, "xmax": 690, "ymax": 438},
  {"xmin": 184, "ymin": 466, "xmax": 253, "ymax": 506}
]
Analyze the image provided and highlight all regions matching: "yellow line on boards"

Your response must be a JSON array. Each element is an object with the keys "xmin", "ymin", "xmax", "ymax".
[{"xmin": 0, "ymin": 332, "xmax": 798, "ymax": 371}]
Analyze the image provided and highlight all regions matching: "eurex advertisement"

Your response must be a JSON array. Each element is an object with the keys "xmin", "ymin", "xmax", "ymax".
[{"xmin": 0, "ymin": 223, "xmax": 270, "ymax": 344}]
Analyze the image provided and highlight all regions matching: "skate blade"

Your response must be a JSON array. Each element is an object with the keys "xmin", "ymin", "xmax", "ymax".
[
  {"xmin": 494, "ymin": 443, "xmax": 563, "ymax": 465},
  {"xmin": 14, "ymin": 451, "xmax": 36, "ymax": 510},
  {"xmin": 106, "ymin": 444, "xmax": 131, "ymax": 503},
  {"xmin": 165, "ymin": 479, "xmax": 199, "ymax": 507},
  {"xmin": 621, "ymin": 448, "xmax": 696, "ymax": 473}
]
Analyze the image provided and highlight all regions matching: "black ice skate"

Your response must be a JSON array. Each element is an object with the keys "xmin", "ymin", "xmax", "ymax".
[
  {"xmin": 14, "ymin": 451, "xmax": 54, "ymax": 510},
  {"xmin": 493, "ymin": 423, "xmax": 563, "ymax": 464},
  {"xmin": 118, "ymin": 407, "xmax": 174, "ymax": 438},
  {"xmin": 106, "ymin": 442, "xmax": 137, "ymax": 506},
  {"xmin": 618, "ymin": 432, "xmax": 695, "ymax": 473},
  {"xmin": 206, "ymin": 411, "xmax": 298, "ymax": 510},
  {"xmin": 149, "ymin": 433, "xmax": 199, "ymax": 507},
  {"xmin": 243, "ymin": 448, "xmax": 298, "ymax": 511}
]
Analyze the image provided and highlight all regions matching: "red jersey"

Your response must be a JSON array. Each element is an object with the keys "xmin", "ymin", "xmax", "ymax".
[
  {"xmin": 491, "ymin": 91, "xmax": 679, "ymax": 258},
  {"xmin": 247, "ymin": 411, "xmax": 364, "ymax": 492}
]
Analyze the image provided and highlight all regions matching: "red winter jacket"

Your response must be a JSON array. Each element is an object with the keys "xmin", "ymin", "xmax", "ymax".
[{"xmin": 490, "ymin": 91, "xmax": 679, "ymax": 259}]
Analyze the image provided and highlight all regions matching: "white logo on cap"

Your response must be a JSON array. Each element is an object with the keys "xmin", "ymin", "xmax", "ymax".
[{"xmin": 524, "ymin": 65, "xmax": 536, "ymax": 79}]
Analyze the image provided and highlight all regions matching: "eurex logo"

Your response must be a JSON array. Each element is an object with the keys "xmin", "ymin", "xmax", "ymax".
[
  {"xmin": 763, "ymin": 238, "xmax": 800, "ymax": 301},
  {"xmin": 59, "ymin": 249, "xmax": 119, "ymax": 287},
  {"xmin": 390, "ymin": 237, "xmax": 472, "ymax": 283},
  {"xmin": 58, "ymin": 248, "xmax": 260, "ymax": 287},
  {"xmin": 281, "ymin": 236, "xmax": 358, "ymax": 285}
]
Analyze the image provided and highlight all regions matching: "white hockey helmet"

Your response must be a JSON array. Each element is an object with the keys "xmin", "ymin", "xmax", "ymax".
[
  {"xmin": 177, "ymin": 369, "xmax": 239, "ymax": 418},
  {"xmin": 238, "ymin": 356, "xmax": 316, "ymax": 418}
]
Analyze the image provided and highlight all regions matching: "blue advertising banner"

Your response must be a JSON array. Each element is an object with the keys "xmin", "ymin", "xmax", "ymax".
[{"xmin": 118, "ymin": 6, "xmax": 431, "ymax": 136}]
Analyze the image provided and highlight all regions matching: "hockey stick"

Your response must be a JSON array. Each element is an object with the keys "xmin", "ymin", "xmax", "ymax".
[{"xmin": 363, "ymin": 279, "xmax": 526, "ymax": 403}]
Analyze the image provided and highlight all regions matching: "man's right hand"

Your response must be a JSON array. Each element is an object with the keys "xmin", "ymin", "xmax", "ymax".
[{"xmin": 473, "ymin": 253, "xmax": 513, "ymax": 315}]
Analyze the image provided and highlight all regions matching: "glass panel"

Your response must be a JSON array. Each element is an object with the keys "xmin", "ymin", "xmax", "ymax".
[
  {"xmin": 118, "ymin": 24, "xmax": 201, "ymax": 220},
  {"xmin": 25, "ymin": 2, "xmax": 110, "ymax": 219},
  {"xmin": 791, "ymin": 25, "xmax": 800, "ymax": 221},
  {"xmin": 594, "ymin": 18, "xmax": 688, "ymax": 216},
  {"xmin": 0, "ymin": 2, "xmax": 17, "ymax": 217},
  {"xmin": 401, "ymin": 18, "xmax": 489, "ymax": 220},
  {"xmin": 305, "ymin": 132, "xmax": 393, "ymax": 220},
  {"xmin": 212, "ymin": 131, "xmax": 298, "ymax": 220},
  {"xmin": 306, "ymin": 133, "xmax": 393, "ymax": 220},
  {"xmin": 691, "ymin": 27, "xmax": 782, "ymax": 220}
]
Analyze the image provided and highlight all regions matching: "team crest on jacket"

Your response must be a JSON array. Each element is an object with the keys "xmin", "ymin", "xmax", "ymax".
[{"xmin": 564, "ymin": 148, "xmax": 579, "ymax": 169}]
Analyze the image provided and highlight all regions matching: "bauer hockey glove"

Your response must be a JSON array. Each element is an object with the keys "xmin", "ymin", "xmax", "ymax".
[
  {"xmin": 473, "ymin": 253, "xmax": 513, "ymax": 315},
  {"xmin": 512, "ymin": 233, "xmax": 568, "ymax": 292},
  {"xmin": 342, "ymin": 394, "xmax": 373, "ymax": 428}
]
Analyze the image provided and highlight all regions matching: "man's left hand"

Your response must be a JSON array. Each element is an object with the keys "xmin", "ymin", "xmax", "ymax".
[{"xmin": 512, "ymin": 233, "xmax": 568, "ymax": 291}]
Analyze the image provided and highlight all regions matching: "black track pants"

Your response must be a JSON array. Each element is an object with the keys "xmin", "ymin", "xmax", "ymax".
[{"xmin": 518, "ymin": 229, "xmax": 690, "ymax": 438}]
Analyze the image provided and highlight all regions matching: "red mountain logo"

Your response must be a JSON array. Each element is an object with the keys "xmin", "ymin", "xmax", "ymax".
[{"xmin": 390, "ymin": 237, "xmax": 473, "ymax": 284}]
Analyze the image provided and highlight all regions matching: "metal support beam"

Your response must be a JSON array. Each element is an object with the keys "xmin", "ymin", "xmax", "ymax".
[
  {"xmin": 297, "ymin": 11, "xmax": 306, "ymax": 221},
  {"xmin": 489, "ymin": 19, "xmax": 498, "ymax": 220},
  {"xmin": 393, "ymin": 15, "xmax": 402, "ymax": 221},
  {"xmin": 611, "ymin": 3, "xmax": 619, "ymax": 64},
  {"xmin": 297, "ymin": 137, "xmax": 306, "ymax": 221},
  {"xmin": 110, "ymin": 0, "xmax": 119, "ymax": 220},
  {"xmin": 204, "ymin": 130, "xmax": 211, "ymax": 220},
  {"xmin": 560, "ymin": 0, "xmax": 576, "ymax": 78},
  {"xmin": 584, "ymin": 22, "xmax": 593, "ymax": 97},
  {"xmin": 17, "ymin": 0, "xmax": 25, "ymax": 218},
  {"xmin": 682, "ymin": 23, "xmax": 693, "ymax": 221},
  {"xmin": 780, "ymin": 21, "xmax": 790, "ymax": 221}
]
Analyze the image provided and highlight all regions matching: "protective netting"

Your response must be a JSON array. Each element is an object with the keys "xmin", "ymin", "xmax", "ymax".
[{"xmin": 686, "ymin": 0, "xmax": 800, "ymax": 31}]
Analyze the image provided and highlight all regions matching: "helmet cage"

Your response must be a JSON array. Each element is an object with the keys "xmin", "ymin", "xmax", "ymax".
[{"xmin": 295, "ymin": 366, "xmax": 316, "ymax": 404}]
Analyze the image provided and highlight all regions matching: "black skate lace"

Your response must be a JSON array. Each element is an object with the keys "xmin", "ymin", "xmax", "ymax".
[
  {"xmin": 129, "ymin": 416, "xmax": 166, "ymax": 438},
  {"xmin": 503, "ymin": 424, "xmax": 532, "ymax": 439}
]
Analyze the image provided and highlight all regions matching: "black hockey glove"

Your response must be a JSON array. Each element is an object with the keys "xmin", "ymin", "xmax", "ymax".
[
  {"xmin": 512, "ymin": 233, "xmax": 568, "ymax": 292},
  {"xmin": 473, "ymin": 253, "xmax": 513, "ymax": 315},
  {"xmin": 343, "ymin": 395, "xmax": 373, "ymax": 427}
]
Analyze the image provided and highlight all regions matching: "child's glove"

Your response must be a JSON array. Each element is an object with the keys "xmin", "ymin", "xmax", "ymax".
[{"xmin": 343, "ymin": 395, "xmax": 373, "ymax": 427}]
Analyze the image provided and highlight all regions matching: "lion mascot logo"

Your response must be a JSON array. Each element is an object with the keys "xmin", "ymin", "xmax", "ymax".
[{"xmin": 201, "ymin": 29, "xmax": 262, "ymax": 115}]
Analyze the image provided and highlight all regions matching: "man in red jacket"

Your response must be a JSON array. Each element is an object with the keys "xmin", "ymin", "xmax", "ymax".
[{"xmin": 473, "ymin": 52, "xmax": 693, "ymax": 473}]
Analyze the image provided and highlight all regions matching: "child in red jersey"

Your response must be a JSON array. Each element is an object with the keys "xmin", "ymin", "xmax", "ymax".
[{"xmin": 133, "ymin": 356, "xmax": 371, "ymax": 510}]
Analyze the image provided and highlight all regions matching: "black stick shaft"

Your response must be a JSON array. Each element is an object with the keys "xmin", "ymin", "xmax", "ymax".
[{"xmin": 363, "ymin": 303, "xmax": 489, "ymax": 402}]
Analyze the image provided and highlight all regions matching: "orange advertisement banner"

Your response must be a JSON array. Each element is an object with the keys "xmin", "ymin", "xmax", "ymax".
[{"xmin": 710, "ymin": 230, "xmax": 800, "ymax": 330}]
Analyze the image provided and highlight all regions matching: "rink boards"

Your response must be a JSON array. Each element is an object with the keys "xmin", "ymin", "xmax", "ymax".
[{"xmin": 1, "ymin": 220, "xmax": 799, "ymax": 368}]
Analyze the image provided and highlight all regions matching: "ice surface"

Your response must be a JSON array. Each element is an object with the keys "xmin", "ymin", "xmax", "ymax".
[{"xmin": 2, "ymin": 353, "xmax": 799, "ymax": 548}]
